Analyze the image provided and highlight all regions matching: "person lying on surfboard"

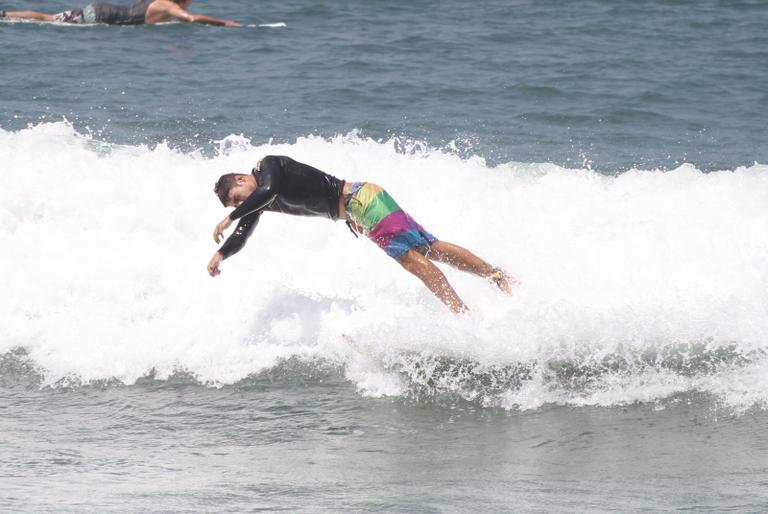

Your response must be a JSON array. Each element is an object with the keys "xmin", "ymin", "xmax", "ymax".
[
  {"xmin": 0, "ymin": 0, "xmax": 240, "ymax": 27},
  {"xmin": 208, "ymin": 155, "xmax": 517, "ymax": 314}
]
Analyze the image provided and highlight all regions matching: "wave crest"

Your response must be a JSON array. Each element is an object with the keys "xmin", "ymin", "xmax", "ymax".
[{"xmin": 1, "ymin": 122, "xmax": 767, "ymax": 410}]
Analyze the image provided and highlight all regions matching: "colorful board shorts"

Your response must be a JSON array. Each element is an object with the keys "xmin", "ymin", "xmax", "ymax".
[{"xmin": 344, "ymin": 182, "xmax": 438, "ymax": 259}]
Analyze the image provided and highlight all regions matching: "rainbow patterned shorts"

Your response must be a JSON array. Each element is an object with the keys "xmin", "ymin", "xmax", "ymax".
[{"xmin": 344, "ymin": 182, "xmax": 438, "ymax": 259}]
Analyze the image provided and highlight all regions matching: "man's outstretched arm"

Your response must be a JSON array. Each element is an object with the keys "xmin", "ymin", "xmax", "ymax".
[
  {"xmin": 149, "ymin": 1, "xmax": 241, "ymax": 27},
  {"xmin": 208, "ymin": 211, "xmax": 261, "ymax": 276}
]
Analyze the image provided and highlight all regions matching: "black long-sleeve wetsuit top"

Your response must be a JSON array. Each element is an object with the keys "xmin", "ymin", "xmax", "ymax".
[{"xmin": 218, "ymin": 155, "xmax": 345, "ymax": 259}]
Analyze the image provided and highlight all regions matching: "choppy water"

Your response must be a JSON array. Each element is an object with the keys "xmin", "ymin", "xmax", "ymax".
[
  {"xmin": 2, "ymin": 0, "xmax": 768, "ymax": 511},
  {"xmin": 2, "ymin": 0, "xmax": 767, "ymax": 170}
]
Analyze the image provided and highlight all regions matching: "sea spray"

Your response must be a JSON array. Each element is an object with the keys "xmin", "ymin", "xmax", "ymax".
[{"xmin": 1, "ymin": 121, "xmax": 767, "ymax": 410}]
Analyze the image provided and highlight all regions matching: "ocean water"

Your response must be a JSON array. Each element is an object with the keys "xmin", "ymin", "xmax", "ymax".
[{"xmin": 2, "ymin": 0, "xmax": 768, "ymax": 511}]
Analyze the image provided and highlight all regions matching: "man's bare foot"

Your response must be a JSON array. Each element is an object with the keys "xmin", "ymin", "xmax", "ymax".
[{"xmin": 490, "ymin": 268, "xmax": 519, "ymax": 294}]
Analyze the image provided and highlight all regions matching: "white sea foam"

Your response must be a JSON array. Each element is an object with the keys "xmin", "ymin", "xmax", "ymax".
[{"xmin": 1, "ymin": 122, "xmax": 767, "ymax": 410}]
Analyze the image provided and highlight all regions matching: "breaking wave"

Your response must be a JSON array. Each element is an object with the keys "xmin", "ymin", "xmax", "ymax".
[{"xmin": 1, "ymin": 121, "xmax": 767, "ymax": 411}]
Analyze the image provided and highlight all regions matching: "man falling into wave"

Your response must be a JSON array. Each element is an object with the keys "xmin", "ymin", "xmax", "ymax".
[{"xmin": 209, "ymin": 156, "xmax": 517, "ymax": 313}]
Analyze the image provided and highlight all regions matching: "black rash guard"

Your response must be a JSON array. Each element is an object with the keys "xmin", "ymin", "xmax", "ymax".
[
  {"xmin": 219, "ymin": 155, "xmax": 345, "ymax": 259},
  {"xmin": 93, "ymin": 0, "xmax": 153, "ymax": 25}
]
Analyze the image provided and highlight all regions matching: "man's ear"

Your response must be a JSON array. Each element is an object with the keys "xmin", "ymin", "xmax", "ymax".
[{"xmin": 235, "ymin": 175, "xmax": 248, "ymax": 184}]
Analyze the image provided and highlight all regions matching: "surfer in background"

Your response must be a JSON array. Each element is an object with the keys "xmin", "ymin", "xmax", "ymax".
[
  {"xmin": 0, "ymin": 0, "xmax": 240, "ymax": 27},
  {"xmin": 208, "ymin": 155, "xmax": 517, "ymax": 314}
]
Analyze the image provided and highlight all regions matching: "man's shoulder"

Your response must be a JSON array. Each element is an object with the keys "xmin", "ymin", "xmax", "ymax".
[
  {"xmin": 259, "ymin": 155, "xmax": 292, "ymax": 164},
  {"xmin": 257, "ymin": 155, "xmax": 295, "ymax": 174}
]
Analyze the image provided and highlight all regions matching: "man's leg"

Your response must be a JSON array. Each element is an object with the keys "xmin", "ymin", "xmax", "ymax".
[
  {"xmin": 4, "ymin": 11, "xmax": 56, "ymax": 21},
  {"xmin": 428, "ymin": 241, "xmax": 516, "ymax": 294},
  {"xmin": 397, "ymin": 248, "xmax": 469, "ymax": 314}
]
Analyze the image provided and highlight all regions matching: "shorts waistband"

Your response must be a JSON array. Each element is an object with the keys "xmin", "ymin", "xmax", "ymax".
[{"xmin": 343, "ymin": 181, "xmax": 366, "ymax": 213}]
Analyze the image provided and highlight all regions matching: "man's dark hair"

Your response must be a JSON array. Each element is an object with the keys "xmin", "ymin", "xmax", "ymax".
[{"xmin": 214, "ymin": 173, "xmax": 240, "ymax": 206}]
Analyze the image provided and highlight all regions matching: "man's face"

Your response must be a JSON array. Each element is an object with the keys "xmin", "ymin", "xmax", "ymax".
[{"xmin": 227, "ymin": 176, "xmax": 256, "ymax": 207}]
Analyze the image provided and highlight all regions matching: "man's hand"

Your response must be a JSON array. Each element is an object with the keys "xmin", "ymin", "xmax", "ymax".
[
  {"xmin": 207, "ymin": 251, "xmax": 223, "ymax": 277},
  {"xmin": 213, "ymin": 215, "xmax": 233, "ymax": 244},
  {"xmin": 224, "ymin": 20, "xmax": 241, "ymax": 27}
]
